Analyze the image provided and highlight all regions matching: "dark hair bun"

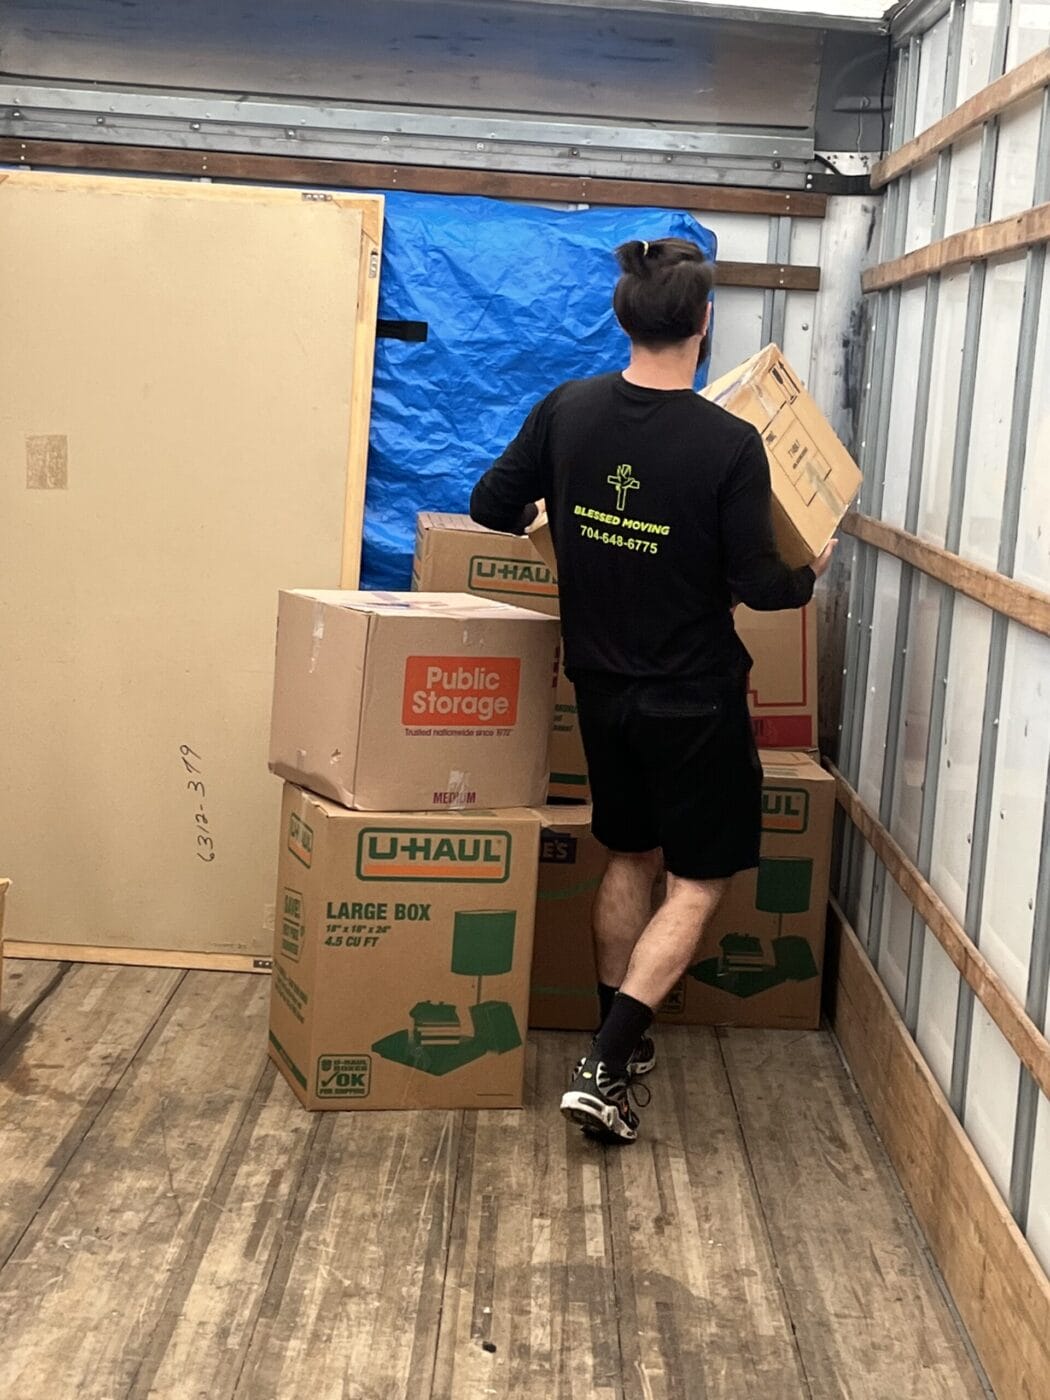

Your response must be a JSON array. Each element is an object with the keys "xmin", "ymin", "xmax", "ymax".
[
  {"xmin": 612, "ymin": 236, "xmax": 714, "ymax": 347},
  {"xmin": 614, "ymin": 239, "xmax": 650, "ymax": 277}
]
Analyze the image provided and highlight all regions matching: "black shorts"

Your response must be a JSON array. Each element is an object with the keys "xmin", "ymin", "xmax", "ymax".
[{"xmin": 574, "ymin": 676, "xmax": 763, "ymax": 881}]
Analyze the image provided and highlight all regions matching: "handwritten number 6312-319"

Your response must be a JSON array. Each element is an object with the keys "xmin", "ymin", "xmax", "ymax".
[{"xmin": 180, "ymin": 745, "xmax": 215, "ymax": 862}]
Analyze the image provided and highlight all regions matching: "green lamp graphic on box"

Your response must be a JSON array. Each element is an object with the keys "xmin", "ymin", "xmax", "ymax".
[
  {"xmin": 371, "ymin": 909, "xmax": 522, "ymax": 1076},
  {"xmin": 688, "ymin": 857, "xmax": 819, "ymax": 998}
]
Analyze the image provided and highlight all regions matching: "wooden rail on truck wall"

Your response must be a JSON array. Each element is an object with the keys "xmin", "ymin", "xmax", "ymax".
[
  {"xmin": 862, "ymin": 199, "xmax": 1050, "ymax": 291},
  {"xmin": 871, "ymin": 46, "xmax": 1050, "ymax": 189},
  {"xmin": 829, "ymin": 765, "xmax": 1050, "ymax": 1105},
  {"xmin": 840, "ymin": 513, "xmax": 1050, "ymax": 637},
  {"xmin": 0, "ymin": 139, "xmax": 824, "ymax": 291},
  {"xmin": 826, "ymin": 898, "xmax": 1050, "ymax": 1400},
  {"xmin": 0, "ymin": 137, "xmax": 828, "ymax": 217}
]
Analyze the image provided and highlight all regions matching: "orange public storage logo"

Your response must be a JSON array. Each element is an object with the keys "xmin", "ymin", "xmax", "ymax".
[{"xmin": 402, "ymin": 657, "xmax": 521, "ymax": 727}]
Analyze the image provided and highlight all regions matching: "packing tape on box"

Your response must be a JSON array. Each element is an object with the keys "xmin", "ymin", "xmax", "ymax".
[{"xmin": 309, "ymin": 601, "xmax": 326, "ymax": 674}]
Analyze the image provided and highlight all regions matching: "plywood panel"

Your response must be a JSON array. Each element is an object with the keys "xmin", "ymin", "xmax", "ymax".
[
  {"xmin": 1029, "ymin": 1091, "xmax": 1050, "ymax": 1275},
  {"xmin": 963, "ymin": 1005, "xmax": 1020, "ymax": 1201},
  {"xmin": 1017, "ymin": 260, "xmax": 1050, "ymax": 592},
  {"xmin": 979, "ymin": 625, "xmax": 1050, "ymax": 996},
  {"xmin": 955, "ymin": 0, "xmax": 1000, "ymax": 104},
  {"xmin": 918, "ymin": 267, "xmax": 970, "ymax": 545},
  {"xmin": 991, "ymin": 91, "xmax": 1045, "ymax": 221},
  {"xmin": 916, "ymin": 928, "xmax": 960, "ymax": 1095},
  {"xmin": 1007, "ymin": 2, "xmax": 1050, "ymax": 69},
  {"xmin": 829, "ymin": 902, "xmax": 1050, "ymax": 1400},
  {"xmin": 960, "ymin": 254, "xmax": 1027, "ymax": 569},
  {"xmin": 856, "ymin": 554, "xmax": 901, "ymax": 811},
  {"xmin": 0, "ymin": 172, "xmax": 383, "ymax": 957}
]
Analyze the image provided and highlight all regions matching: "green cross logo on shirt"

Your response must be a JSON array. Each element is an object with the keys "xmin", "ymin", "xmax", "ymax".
[{"xmin": 608, "ymin": 463, "xmax": 640, "ymax": 512}]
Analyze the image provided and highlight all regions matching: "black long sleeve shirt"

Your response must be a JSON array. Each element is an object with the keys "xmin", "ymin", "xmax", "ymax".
[{"xmin": 470, "ymin": 372, "xmax": 814, "ymax": 685}]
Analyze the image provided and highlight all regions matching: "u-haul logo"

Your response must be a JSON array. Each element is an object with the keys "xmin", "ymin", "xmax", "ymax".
[
  {"xmin": 761, "ymin": 787, "xmax": 809, "ymax": 834},
  {"xmin": 356, "ymin": 827, "xmax": 512, "ymax": 882},
  {"xmin": 469, "ymin": 555, "xmax": 557, "ymax": 599},
  {"xmin": 402, "ymin": 656, "xmax": 520, "ymax": 727},
  {"xmin": 288, "ymin": 811, "xmax": 314, "ymax": 867}
]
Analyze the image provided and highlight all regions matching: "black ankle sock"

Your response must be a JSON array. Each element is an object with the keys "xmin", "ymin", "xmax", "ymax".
[
  {"xmin": 597, "ymin": 981, "xmax": 619, "ymax": 1028},
  {"xmin": 594, "ymin": 993, "xmax": 654, "ymax": 1077}
]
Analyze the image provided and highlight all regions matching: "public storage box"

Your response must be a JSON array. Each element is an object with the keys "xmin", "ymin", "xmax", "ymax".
[
  {"xmin": 412, "ymin": 515, "xmax": 589, "ymax": 800},
  {"xmin": 701, "ymin": 344, "xmax": 863, "ymax": 567},
  {"xmin": 528, "ymin": 513, "xmax": 818, "ymax": 751},
  {"xmin": 268, "ymin": 784, "xmax": 541, "ymax": 1110},
  {"xmin": 660, "ymin": 750, "xmax": 834, "ymax": 1030},
  {"xmin": 269, "ymin": 590, "xmax": 560, "ymax": 811},
  {"xmin": 529, "ymin": 806, "xmax": 607, "ymax": 1031}
]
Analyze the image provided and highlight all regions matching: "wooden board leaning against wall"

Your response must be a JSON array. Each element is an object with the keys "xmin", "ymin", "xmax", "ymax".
[{"xmin": 0, "ymin": 172, "xmax": 383, "ymax": 966}]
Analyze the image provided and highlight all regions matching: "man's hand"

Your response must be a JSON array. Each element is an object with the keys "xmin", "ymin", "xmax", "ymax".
[{"xmin": 812, "ymin": 538, "xmax": 837, "ymax": 580}]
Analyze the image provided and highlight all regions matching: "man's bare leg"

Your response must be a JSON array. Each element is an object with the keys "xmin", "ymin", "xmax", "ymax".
[
  {"xmin": 620, "ymin": 874, "xmax": 728, "ymax": 1010},
  {"xmin": 592, "ymin": 849, "xmax": 663, "ymax": 989}
]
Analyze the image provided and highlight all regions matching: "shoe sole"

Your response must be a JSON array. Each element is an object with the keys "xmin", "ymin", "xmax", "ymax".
[
  {"xmin": 628, "ymin": 1051, "xmax": 657, "ymax": 1077},
  {"xmin": 560, "ymin": 1090, "xmax": 638, "ymax": 1143}
]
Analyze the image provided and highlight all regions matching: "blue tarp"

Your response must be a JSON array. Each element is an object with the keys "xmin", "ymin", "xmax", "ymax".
[{"xmin": 361, "ymin": 192, "xmax": 717, "ymax": 588}]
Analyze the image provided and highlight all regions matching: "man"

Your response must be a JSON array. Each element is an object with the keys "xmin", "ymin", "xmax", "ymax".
[{"xmin": 470, "ymin": 236, "xmax": 835, "ymax": 1143}]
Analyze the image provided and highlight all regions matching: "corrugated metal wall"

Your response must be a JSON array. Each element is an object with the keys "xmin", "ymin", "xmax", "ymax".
[{"xmin": 838, "ymin": 0, "xmax": 1050, "ymax": 1272}]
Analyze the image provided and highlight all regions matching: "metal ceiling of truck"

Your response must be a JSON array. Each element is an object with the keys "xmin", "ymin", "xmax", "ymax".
[{"xmin": 0, "ymin": 0, "xmax": 890, "ymax": 186}]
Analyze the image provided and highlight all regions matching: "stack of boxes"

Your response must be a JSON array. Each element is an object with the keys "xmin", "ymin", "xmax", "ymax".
[
  {"xmin": 266, "ymin": 590, "xmax": 560, "ymax": 1110},
  {"xmin": 265, "ymin": 344, "xmax": 862, "ymax": 1112}
]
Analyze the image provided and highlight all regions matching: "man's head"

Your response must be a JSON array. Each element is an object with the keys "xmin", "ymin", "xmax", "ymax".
[{"xmin": 613, "ymin": 237, "xmax": 713, "ymax": 365}]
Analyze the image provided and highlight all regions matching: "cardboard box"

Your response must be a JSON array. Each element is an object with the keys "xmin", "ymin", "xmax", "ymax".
[
  {"xmin": 269, "ymin": 590, "xmax": 560, "ymax": 811},
  {"xmin": 659, "ymin": 751, "xmax": 834, "ymax": 1029},
  {"xmin": 519, "ymin": 754, "xmax": 833, "ymax": 1032},
  {"xmin": 701, "ymin": 344, "xmax": 862, "ymax": 567},
  {"xmin": 737, "ymin": 601, "xmax": 818, "ymax": 749},
  {"xmin": 412, "ymin": 516, "xmax": 589, "ymax": 800},
  {"xmin": 413, "ymin": 513, "xmax": 559, "ymax": 617},
  {"xmin": 268, "ymin": 785, "xmax": 540, "ymax": 1110},
  {"xmin": 523, "ymin": 514, "xmax": 820, "ymax": 752},
  {"xmin": 529, "ymin": 806, "xmax": 606, "ymax": 1030}
]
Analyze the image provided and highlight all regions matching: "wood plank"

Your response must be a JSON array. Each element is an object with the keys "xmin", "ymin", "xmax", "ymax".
[
  {"xmin": 0, "ymin": 964, "xmax": 183, "ymax": 1266},
  {"xmin": 233, "ymin": 1102, "xmax": 463, "ymax": 1399},
  {"xmin": 119, "ymin": 1062, "xmax": 319, "ymax": 1399},
  {"xmin": 0, "ymin": 137, "xmax": 829, "ymax": 217},
  {"xmin": 840, "ymin": 512, "xmax": 1050, "ymax": 637},
  {"xmin": 720, "ymin": 1026, "xmax": 988, "ymax": 1400},
  {"xmin": 430, "ymin": 1033, "xmax": 623, "ymax": 1400},
  {"xmin": 831, "ymin": 764, "xmax": 1050, "ymax": 1103},
  {"xmin": 605, "ymin": 1025, "xmax": 808, "ymax": 1400},
  {"xmin": 0, "ymin": 957, "xmax": 68, "ymax": 1045},
  {"xmin": 3, "ymin": 939, "xmax": 273, "ymax": 973},
  {"xmin": 872, "ymin": 48, "xmax": 1050, "ymax": 190},
  {"xmin": 341, "ymin": 196, "xmax": 383, "ymax": 587},
  {"xmin": 0, "ymin": 971, "xmax": 268, "ymax": 1396},
  {"xmin": 862, "ymin": 201, "xmax": 1050, "ymax": 291},
  {"xmin": 715, "ymin": 260, "xmax": 821, "ymax": 290},
  {"xmin": 827, "ymin": 901, "xmax": 1050, "ymax": 1400}
]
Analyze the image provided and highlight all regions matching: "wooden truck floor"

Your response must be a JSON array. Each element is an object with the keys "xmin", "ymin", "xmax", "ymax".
[{"xmin": 0, "ymin": 960, "xmax": 991, "ymax": 1399}]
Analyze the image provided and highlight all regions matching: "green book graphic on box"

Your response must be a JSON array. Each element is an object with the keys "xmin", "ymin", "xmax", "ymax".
[
  {"xmin": 371, "ymin": 910, "xmax": 522, "ymax": 1075},
  {"xmin": 689, "ymin": 858, "xmax": 818, "ymax": 999}
]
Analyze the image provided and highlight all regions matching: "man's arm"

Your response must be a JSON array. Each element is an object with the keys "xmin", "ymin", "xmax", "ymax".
[
  {"xmin": 719, "ymin": 429, "xmax": 816, "ymax": 611},
  {"xmin": 470, "ymin": 398, "xmax": 550, "ymax": 535}
]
